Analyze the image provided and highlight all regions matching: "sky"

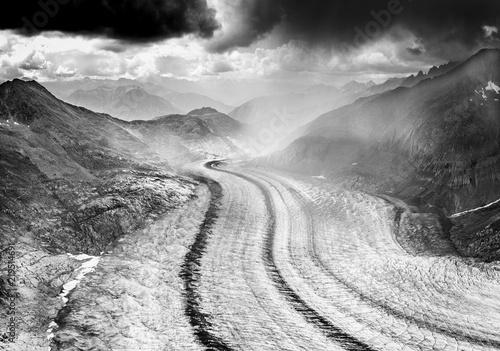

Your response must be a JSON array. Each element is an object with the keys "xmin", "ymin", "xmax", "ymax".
[{"xmin": 0, "ymin": 0, "xmax": 499, "ymax": 89}]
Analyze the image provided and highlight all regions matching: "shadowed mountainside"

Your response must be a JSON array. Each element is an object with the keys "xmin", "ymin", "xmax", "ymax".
[{"xmin": 258, "ymin": 49, "xmax": 500, "ymax": 260}]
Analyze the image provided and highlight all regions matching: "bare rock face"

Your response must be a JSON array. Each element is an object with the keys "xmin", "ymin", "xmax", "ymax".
[
  {"xmin": 48, "ymin": 170, "xmax": 197, "ymax": 255},
  {"xmin": 450, "ymin": 201, "xmax": 500, "ymax": 262},
  {"xmin": 50, "ymin": 185, "xmax": 210, "ymax": 351},
  {"xmin": 0, "ymin": 169, "xmax": 197, "ymax": 350}
]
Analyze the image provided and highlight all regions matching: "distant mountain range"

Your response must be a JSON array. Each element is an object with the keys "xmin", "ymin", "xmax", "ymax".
[
  {"xmin": 43, "ymin": 80, "xmax": 234, "ymax": 121},
  {"xmin": 35, "ymin": 58, "xmax": 460, "ymax": 125},
  {"xmin": 66, "ymin": 85, "xmax": 183, "ymax": 121},
  {"xmin": 164, "ymin": 92, "xmax": 234, "ymax": 114}
]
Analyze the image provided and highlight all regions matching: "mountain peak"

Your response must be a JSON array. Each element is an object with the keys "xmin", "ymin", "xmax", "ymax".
[
  {"xmin": 10, "ymin": 78, "xmax": 43, "ymax": 87},
  {"xmin": 188, "ymin": 107, "xmax": 219, "ymax": 115},
  {"xmin": 2, "ymin": 78, "xmax": 52, "ymax": 95},
  {"xmin": 0, "ymin": 79, "xmax": 65, "ymax": 124}
]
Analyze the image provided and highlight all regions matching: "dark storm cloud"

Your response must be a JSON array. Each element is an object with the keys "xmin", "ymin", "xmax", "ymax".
[
  {"xmin": 208, "ymin": 0, "xmax": 283, "ymax": 52},
  {"xmin": 211, "ymin": 0, "xmax": 500, "ymax": 59},
  {"xmin": 0, "ymin": 0, "xmax": 219, "ymax": 42}
]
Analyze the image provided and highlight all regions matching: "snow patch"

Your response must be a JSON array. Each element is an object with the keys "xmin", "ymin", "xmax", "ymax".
[
  {"xmin": 46, "ymin": 254, "xmax": 101, "ymax": 346},
  {"xmin": 486, "ymin": 81, "xmax": 500, "ymax": 94},
  {"xmin": 476, "ymin": 87, "xmax": 490, "ymax": 100},
  {"xmin": 67, "ymin": 253, "xmax": 95, "ymax": 261},
  {"xmin": 312, "ymin": 175, "xmax": 326, "ymax": 179}
]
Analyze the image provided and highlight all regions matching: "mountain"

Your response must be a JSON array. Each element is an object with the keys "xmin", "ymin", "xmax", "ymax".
[
  {"xmin": 120, "ymin": 107, "xmax": 246, "ymax": 163},
  {"xmin": 43, "ymin": 78, "xmax": 234, "ymax": 118},
  {"xmin": 228, "ymin": 89, "xmax": 360, "ymax": 148},
  {"xmin": 0, "ymin": 78, "xmax": 207, "ymax": 252},
  {"xmin": 340, "ymin": 80, "xmax": 376, "ymax": 95},
  {"xmin": 228, "ymin": 78, "xmax": 407, "ymax": 155},
  {"xmin": 0, "ymin": 80, "xmax": 245, "ymax": 249},
  {"xmin": 66, "ymin": 85, "xmax": 184, "ymax": 121},
  {"xmin": 41, "ymin": 77, "xmax": 149, "ymax": 99},
  {"xmin": 258, "ymin": 49, "xmax": 500, "ymax": 260},
  {"xmin": 261, "ymin": 49, "xmax": 500, "ymax": 212},
  {"xmin": 0, "ymin": 79, "xmax": 206, "ymax": 346},
  {"xmin": 0, "ymin": 80, "xmax": 160, "ymax": 178},
  {"xmin": 304, "ymin": 84, "xmax": 340, "ymax": 95},
  {"xmin": 366, "ymin": 77, "xmax": 406, "ymax": 95},
  {"xmin": 163, "ymin": 92, "xmax": 234, "ymax": 114},
  {"xmin": 401, "ymin": 61, "xmax": 461, "ymax": 87}
]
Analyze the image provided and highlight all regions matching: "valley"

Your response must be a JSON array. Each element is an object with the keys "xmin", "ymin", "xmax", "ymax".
[{"xmin": 1, "ymin": 49, "xmax": 500, "ymax": 351}]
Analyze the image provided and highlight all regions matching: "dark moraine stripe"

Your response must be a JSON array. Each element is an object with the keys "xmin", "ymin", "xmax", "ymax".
[{"xmin": 179, "ymin": 173, "xmax": 233, "ymax": 351}]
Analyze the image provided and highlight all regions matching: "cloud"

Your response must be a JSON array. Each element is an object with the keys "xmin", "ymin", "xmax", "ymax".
[
  {"xmin": 18, "ymin": 50, "xmax": 47, "ymax": 70},
  {"xmin": 54, "ymin": 65, "xmax": 76, "ymax": 77},
  {"xmin": 206, "ymin": 0, "xmax": 282, "ymax": 52},
  {"xmin": 206, "ymin": 0, "xmax": 500, "ymax": 61},
  {"xmin": 0, "ymin": 30, "xmax": 436, "ymax": 87},
  {"xmin": 211, "ymin": 60, "xmax": 233, "ymax": 73},
  {"xmin": 0, "ymin": 0, "xmax": 219, "ymax": 42},
  {"xmin": 407, "ymin": 46, "xmax": 423, "ymax": 56},
  {"xmin": 483, "ymin": 25, "xmax": 500, "ymax": 42}
]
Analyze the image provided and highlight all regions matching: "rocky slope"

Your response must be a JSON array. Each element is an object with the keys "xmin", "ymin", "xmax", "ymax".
[
  {"xmin": 0, "ymin": 79, "xmax": 214, "ymax": 349},
  {"xmin": 259, "ymin": 49, "xmax": 500, "ymax": 260}
]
